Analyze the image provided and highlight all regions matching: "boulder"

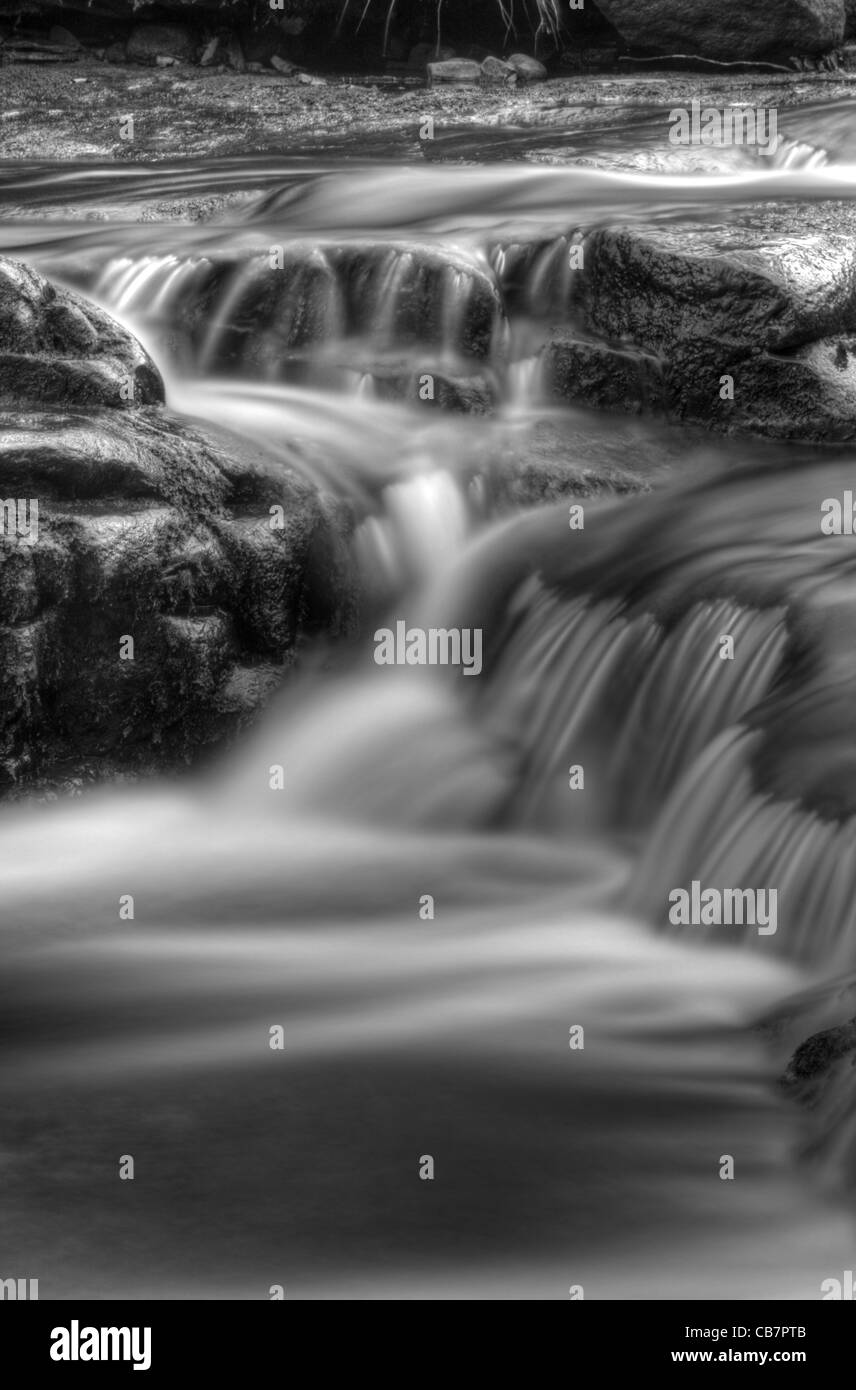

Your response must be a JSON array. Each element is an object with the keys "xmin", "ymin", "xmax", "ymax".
[
  {"xmin": 480, "ymin": 55, "xmax": 517, "ymax": 83},
  {"xmin": 593, "ymin": 0, "xmax": 845, "ymax": 61},
  {"xmin": 580, "ymin": 214, "xmax": 856, "ymax": 356},
  {"xmin": 0, "ymin": 257, "xmax": 163, "ymax": 410},
  {"xmin": 554, "ymin": 208, "xmax": 856, "ymax": 440},
  {"xmin": 542, "ymin": 329, "xmax": 668, "ymax": 414},
  {"xmin": 708, "ymin": 334, "xmax": 856, "ymax": 440},
  {"xmin": 148, "ymin": 243, "xmax": 505, "ymax": 373},
  {"xmin": 0, "ymin": 261, "xmax": 355, "ymax": 789},
  {"xmin": 506, "ymin": 52, "xmax": 548, "ymax": 81},
  {"xmin": 126, "ymin": 23, "xmax": 197, "ymax": 66}
]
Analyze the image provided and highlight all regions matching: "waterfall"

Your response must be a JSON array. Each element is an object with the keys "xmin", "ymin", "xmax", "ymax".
[{"xmin": 5, "ymin": 144, "xmax": 856, "ymax": 1300}]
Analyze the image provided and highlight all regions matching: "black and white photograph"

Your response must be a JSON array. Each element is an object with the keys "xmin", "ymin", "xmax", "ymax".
[{"xmin": 1, "ymin": 0, "xmax": 856, "ymax": 1341}]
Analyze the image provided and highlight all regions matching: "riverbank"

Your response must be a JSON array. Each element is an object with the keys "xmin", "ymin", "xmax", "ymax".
[{"xmin": 3, "ymin": 60, "xmax": 856, "ymax": 166}]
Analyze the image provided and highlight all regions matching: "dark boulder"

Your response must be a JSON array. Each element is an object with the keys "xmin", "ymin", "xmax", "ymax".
[
  {"xmin": 542, "ymin": 328, "xmax": 668, "ymax": 414},
  {"xmin": 0, "ymin": 262, "xmax": 355, "ymax": 789},
  {"xmin": 0, "ymin": 257, "xmax": 163, "ymax": 410},
  {"xmin": 593, "ymin": 0, "xmax": 845, "ymax": 61},
  {"xmin": 126, "ymin": 23, "xmax": 197, "ymax": 66},
  {"xmin": 568, "ymin": 207, "xmax": 856, "ymax": 440}
]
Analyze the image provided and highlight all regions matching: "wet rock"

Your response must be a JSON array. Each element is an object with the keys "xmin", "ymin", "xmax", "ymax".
[
  {"xmin": 484, "ymin": 418, "xmax": 651, "ymax": 510},
  {"xmin": 506, "ymin": 53, "xmax": 548, "ymax": 81},
  {"xmin": 0, "ymin": 261, "xmax": 356, "ymax": 787},
  {"xmin": 594, "ymin": 0, "xmax": 845, "ymax": 61},
  {"xmin": 427, "ymin": 58, "xmax": 482, "ymax": 84},
  {"xmin": 0, "ymin": 408, "xmax": 350, "ymax": 785},
  {"xmin": 0, "ymin": 257, "xmax": 163, "ymax": 410},
  {"xmin": 580, "ymin": 215, "xmax": 856, "ymax": 355},
  {"xmin": 163, "ymin": 243, "xmax": 504, "ymax": 373},
  {"xmin": 126, "ymin": 23, "xmax": 196, "ymax": 67},
  {"xmin": 370, "ymin": 366, "xmax": 495, "ymax": 413},
  {"xmin": 571, "ymin": 209, "xmax": 856, "ymax": 441},
  {"xmin": 783, "ymin": 1017, "xmax": 856, "ymax": 1086},
  {"xmin": 542, "ymin": 329, "xmax": 667, "ymax": 414},
  {"xmin": 639, "ymin": 332, "xmax": 856, "ymax": 440}
]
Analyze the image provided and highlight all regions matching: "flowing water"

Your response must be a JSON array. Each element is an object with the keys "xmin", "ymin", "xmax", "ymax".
[{"xmin": 3, "ymin": 103, "xmax": 856, "ymax": 1299}]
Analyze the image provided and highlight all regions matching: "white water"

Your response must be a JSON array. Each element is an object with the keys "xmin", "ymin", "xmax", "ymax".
[{"xmin": 3, "ymin": 143, "xmax": 856, "ymax": 1299}]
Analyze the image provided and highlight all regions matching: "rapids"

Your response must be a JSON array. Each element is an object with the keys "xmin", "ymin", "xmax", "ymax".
[{"xmin": 3, "ymin": 106, "xmax": 856, "ymax": 1299}]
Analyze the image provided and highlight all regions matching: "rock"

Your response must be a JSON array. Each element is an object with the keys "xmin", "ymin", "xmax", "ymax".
[
  {"xmin": 0, "ymin": 407, "xmax": 350, "ymax": 786},
  {"xmin": 48, "ymin": 25, "xmax": 82, "ymax": 49},
  {"xmin": 593, "ymin": 0, "xmax": 845, "ymax": 62},
  {"xmin": 0, "ymin": 263, "xmax": 355, "ymax": 787},
  {"xmin": 427, "ymin": 58, "xmax": 482, "ymax": 84},
  {"xmin": 126, "ymin": 23, "xmax": 196, "ymax": 66},
  {"xmin": 159, "ymin": 243, "xmax": 504, "ymax": 371},
  {"xmin": 0, "ymin": 257, "xmax": 163, "ymax": 410},
  {"xmin": 784, "ymin": 1015, "xmax": 856, "ymax": 1084},
  {"xmin": 506, "ymin": 52, "xmax": 548, "ymax": 81},
  {"xmin": 542, "ymin": 329, "xmax": 668, "ymax": 415},
  {"xmin": 480, "ymin": 55, "xmax": 517, "ymax": 83},
  {"xmin": 707, "ymin": 334, "xmax": 856, "ymax": 440},
  {"xmin": 370, "ymin": 367, "xmax": 495, "ymax": 413},
  {"xmin": 270, "ymin": 53, "xmax": 296, "ymax": 74},
  {"xmin": 564, "ymin": 209, "xmax": 856, "ymax": 440},
  {"xmin": 483, "ymin": 418, "xmax": 651, "ymax": 511},
  {"xmin": 580, "ymin": 213, "xmax": 856, "ymax": 355},
  {"xmin": 199, "ymin": 36, "xmax": 219, "ymax": 66}
]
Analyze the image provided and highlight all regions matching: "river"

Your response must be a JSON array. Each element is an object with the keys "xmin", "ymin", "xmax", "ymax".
[{"xmin": 1, "ymin": 102, "xmax": 855, "ymax": 1299}]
